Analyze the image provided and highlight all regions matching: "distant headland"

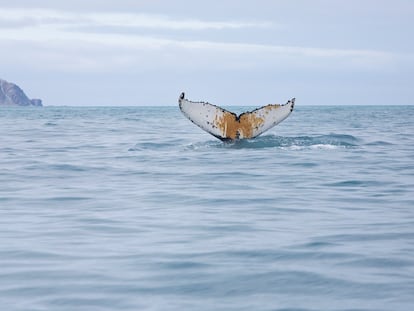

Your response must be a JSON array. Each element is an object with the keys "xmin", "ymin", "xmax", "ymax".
[{"xmin": 0, "ymin": 79, "xmax": 42, "ymax": 107}]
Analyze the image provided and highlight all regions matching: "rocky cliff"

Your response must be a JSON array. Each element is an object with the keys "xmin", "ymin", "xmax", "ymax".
[{"xmin": 0, "ymin": 79, "xmax": 42, "ymax": 106}]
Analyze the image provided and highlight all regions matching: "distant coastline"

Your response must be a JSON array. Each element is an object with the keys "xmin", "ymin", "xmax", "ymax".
[{"xmin": 0, "ymin": 79, "xmax": 42, "ymax": 107}]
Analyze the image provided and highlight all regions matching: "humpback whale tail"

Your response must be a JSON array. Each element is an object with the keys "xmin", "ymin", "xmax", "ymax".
[{"xmin": 178, "ymin": 93, "xmax": 295, "ymax": 141}]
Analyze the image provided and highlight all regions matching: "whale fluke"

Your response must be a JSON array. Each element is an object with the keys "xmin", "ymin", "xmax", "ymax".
[{"xmin": 178, "ymin": 93, "xmax": 295, "ymax": 141}]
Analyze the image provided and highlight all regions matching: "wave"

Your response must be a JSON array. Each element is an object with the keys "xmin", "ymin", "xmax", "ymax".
[
  {"xmin": 187, "ymin": 134, "xmax": 360, "ymax": 150},
  {"xmin": 128, "ymin": 140, "xmax": 182, "ymax": 151}
]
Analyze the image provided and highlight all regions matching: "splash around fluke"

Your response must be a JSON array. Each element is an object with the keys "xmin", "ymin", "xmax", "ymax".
[{"xmin": 178, "ymin": 92, "xmax": 295, "ymax": 141}]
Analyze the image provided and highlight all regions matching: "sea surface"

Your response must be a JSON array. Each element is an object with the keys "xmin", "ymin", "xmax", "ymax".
[{"xmin": 0, "ymin": 105, "xmax": 413, "ymax": 311}]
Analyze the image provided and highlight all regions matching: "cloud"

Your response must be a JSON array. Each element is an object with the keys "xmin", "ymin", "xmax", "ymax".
[
  {"xmin": 0, "ymin": 8, "xmax": 272, "ymax": 30},
  {"xmin": 1, "ymin": 4, "xmax": 412, "ymax": 106},
  {"xmin": 0, "ymin": 7, "xmax": 408, "ymax": 73}
]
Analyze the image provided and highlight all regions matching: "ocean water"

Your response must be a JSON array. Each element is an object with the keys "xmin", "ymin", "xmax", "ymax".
[{"xmin": 0, "ymin": 105, "xmax": 413, "ymax": 311}]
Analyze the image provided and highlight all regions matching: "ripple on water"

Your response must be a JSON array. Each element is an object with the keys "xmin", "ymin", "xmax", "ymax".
[{"xmin": 184, "ymin": 133, "xmax": 360, "ymax": 150}]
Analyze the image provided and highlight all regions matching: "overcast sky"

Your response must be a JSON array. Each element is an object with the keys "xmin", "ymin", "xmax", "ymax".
[{"xmin": 1, "ymin": 0, "xmax": 413, "ymax": 106}]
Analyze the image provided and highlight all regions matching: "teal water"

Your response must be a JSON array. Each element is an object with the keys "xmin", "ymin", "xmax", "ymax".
[{"xmin": 1, "ymin": 105, "xmax": 413, "ymax": 310}]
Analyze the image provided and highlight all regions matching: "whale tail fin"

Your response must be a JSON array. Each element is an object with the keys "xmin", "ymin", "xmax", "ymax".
[{"xmin": 179, "ymin": 93, "xmax": 295, "ymax": 141}]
